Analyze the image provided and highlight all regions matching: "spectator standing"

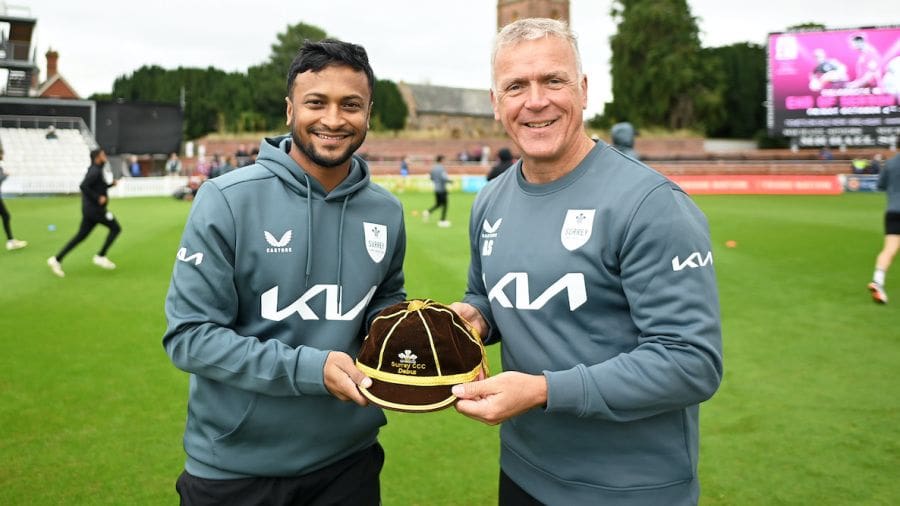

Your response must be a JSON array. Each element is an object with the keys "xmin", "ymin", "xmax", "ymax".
[
  {"xmin": 165, "ymin": 152, "xmax": 183, "ymax": 176},
  {"xmin": 869, "ymin": 153, "xmax": 883, "ymax": 174},
  {"xmin": 235, "ymin": 144, "xmax": 251, "ymax": 167},
  {"xmin": 209, "ymin": 155, "xmax": 237, "ymax": 179},
  {"xmin": 128, "ymin": 155, "xmax": 141, "ymax": 177},
  {"xmin": 486, "ymin": 147, "xmax": 514, "ymax": 181},
  {"xmin": 611, "ymin": 121, "xmax": 639, "ymax": 160}
]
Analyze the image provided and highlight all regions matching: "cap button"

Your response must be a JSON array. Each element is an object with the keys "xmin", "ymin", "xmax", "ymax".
[{"xmin": 407, "ymin": 300, "xmax": 427, "ymax": 312}]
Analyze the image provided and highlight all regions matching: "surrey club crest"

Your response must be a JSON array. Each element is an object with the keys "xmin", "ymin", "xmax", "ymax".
[
  {"xmin": 364, "ymin": 222, "xmax": 387, "ymax": 263},
  {"xmin": 560, "ymin": 209, "xmax": 595, "ymax": 251}
]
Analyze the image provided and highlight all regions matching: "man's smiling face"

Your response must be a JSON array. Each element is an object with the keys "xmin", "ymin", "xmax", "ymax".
[{"xmin": 285, "ymin": 64, "xmax": 371, "ymax": 172}]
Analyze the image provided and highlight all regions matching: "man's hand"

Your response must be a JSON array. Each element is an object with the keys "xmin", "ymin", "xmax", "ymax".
[
  {"xmin": 452, "ymin": 371, "xmax": 547, "ymax": 425},
  {"xmin": 323, "ymin": 351, "xmax": 372, "ymax": 406},
  {"xmin": 449, "ymin": 302, "xmax": 487, "ymax": 339},
  {"xmin": 98, "ymin": 195, "xmax": 108, "ymax": 205}
]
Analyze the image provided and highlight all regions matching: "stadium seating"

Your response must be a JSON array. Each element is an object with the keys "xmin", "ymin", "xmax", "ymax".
[{"xmin": 0, "ymin": 126, "xmax": 95, "ymax": 193}]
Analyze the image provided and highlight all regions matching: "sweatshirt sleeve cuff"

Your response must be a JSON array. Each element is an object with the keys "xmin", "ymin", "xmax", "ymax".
[
  {"xmin": 295, "ymin": 346, "xmax": 330, "ymax": 395},
  {"xmin": 544, "ymin": 366, "xmax": 587, "ymax": 416},
  {"xmin": 461, "ymin": 296, "xmax": 496, "ymax": 344}
]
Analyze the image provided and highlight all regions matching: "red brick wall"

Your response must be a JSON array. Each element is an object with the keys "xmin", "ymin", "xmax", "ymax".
[{"xmin": 190, "ymin": 135, "xmax": 892, "ymax": 176}]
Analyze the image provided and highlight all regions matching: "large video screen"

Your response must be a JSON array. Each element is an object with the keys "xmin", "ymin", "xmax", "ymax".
[{"xmin": 767, "ymin": 26, "xmax": 900, "ymax": 147}]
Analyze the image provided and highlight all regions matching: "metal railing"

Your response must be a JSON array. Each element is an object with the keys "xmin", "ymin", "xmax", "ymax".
[
  {"xmin": 0, "ymin": 40, "xmax": 35, "ymax": 62},
  {"xmin": 0, "ymin": 114, "xmax": 98, "ymax": 149}
]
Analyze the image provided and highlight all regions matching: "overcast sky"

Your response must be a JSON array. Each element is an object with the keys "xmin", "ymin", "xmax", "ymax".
[{"xmin": 14, "ymin": 0, "xmax": 900, "ymax": 117}]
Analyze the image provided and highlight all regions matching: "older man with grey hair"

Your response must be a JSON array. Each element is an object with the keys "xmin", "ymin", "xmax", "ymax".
[{"xmin": 451, "ymin": 18, "xmax": 723, "ymax": 505}]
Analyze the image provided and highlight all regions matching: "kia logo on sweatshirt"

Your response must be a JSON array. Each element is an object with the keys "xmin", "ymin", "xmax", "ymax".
[
  {"xmin": 672, "ymin": 251, "xmax": 713, "ymax": 271},
  {"xmin": 261, "ymin": 285, "xmax": 377, "ymax": 321},
  {"xmin": 488, "ymin": 272, "xmax": 587, "ymax": 311}
]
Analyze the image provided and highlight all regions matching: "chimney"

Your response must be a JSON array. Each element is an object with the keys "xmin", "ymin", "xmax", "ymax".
[{"xmin": 46, "ymin": 49, "xmax": 59, "ymax": 80}]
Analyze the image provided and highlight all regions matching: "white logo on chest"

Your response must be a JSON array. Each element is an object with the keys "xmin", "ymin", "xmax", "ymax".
[
  {"xmin": 364, "ymin": 222, "xmax": 387, "ymax": 263},
  {"xmin": 265, "ymin": 230, "xmax": 293, "ymax": 253},
  {"xmin": 487, "ymin": 272, "xmax": 586, "ymax": 311},
  {"xmin": 560, "ymin": 210, "xmax": 595, "ymax": 251},
  {"xmin": 481, "ymin": 218, "xmax": 502, "ymax": 256},
  {"xmin": 261, "ymin": 285, "xmax": 377, "ymax": 321}
]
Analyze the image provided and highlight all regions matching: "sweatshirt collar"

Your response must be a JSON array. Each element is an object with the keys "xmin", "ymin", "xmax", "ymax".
[{"xmin": 257, "ymin": 135, "xmax": 369, "ymax": 200}]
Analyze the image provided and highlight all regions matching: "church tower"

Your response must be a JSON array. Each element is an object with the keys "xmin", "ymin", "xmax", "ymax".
[{"xmin": 497, "ymin": 0, "xmax": 569, "ymax": 30}]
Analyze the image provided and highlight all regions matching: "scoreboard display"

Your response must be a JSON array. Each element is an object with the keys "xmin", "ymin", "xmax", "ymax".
[{"xmin": 767, "ymin": 26, "xmax": 900, "ymax": 147}]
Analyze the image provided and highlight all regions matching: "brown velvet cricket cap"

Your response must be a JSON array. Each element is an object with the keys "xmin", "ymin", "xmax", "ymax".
[{"xmin": 356, "ymin": 299, "xmax": 488, "ymax": 412}]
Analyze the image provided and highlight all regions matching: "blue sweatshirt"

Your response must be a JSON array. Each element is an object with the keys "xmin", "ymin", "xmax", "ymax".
[
  {"xmin": 163, "ymin": 135, "xmax": 406, "ymax": 479},
  {"xmin": 464, "ymin": 141, "xmax": 723, "ymax": 505}
]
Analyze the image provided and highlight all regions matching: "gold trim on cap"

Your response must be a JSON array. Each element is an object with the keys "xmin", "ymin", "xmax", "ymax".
[
  {"xmin": 359, "ymin": 386, "xmax": 458, "ymax": 412},
  {"xmin": 356, "ymin": 361, "xmax": 482, "ymax": 386}
]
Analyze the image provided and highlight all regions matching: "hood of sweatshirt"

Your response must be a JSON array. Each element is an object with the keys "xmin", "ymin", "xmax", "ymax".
[
  {"xmin": 255, "ymin": 134, "xmax": 370, "ymax": 200},
  {"xmin": 610, "ymin": 121, "xmax": 636, "ymax": 149},
  {"xmin": 253, "ymin": 134, "xmax": 371, "ymax": 288}
]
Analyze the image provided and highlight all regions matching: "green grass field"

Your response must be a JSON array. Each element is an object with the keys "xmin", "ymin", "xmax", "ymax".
[{"xmin": 1, "ymin": 191, "xmax": 898, "ymax": 505}]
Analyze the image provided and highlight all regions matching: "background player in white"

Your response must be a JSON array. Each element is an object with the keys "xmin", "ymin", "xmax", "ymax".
[{"xmin": 450, "ymin": 18, "xmax": 722, "ymax": 505}]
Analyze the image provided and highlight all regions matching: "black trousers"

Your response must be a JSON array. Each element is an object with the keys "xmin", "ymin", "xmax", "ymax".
[
  {"xmin": 428, "ymin": 191, "xmax": 449, "ymax": 221},
  {"xmin": 499, "ymin": 469, "xmax": 544, "ymax": 506},
  {"xmin": 56, "ymin": 209, "xmax": 121, "ymax": 261},
  {"xmin": 0, "ymin": 197, "xmax": 11, "ymax": 240},
  {"xmin": 175, "ymin": 443, "xmax": 384, "ymax": 506}
]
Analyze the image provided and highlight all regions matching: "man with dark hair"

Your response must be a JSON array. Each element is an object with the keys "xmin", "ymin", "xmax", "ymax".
[
  {"xmin": 487, "ymin": 147, "xmax": 514, "ymax": 181},
  {"xmin": 47, "ymin": 148, "xmax": 120, "ymax": 277},
  {"xmin": 163, "ymin": 38, "xmax": 406, "ymax": 505},
  {"xmin": 848, "ymin": 33, "xmax": 882, "ymax": 89}
]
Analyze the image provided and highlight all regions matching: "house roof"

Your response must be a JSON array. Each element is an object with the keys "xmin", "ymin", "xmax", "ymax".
[
  {"xmin": 404, "ymin": 83, "xmax": 493, "ymax": 117},
  {"xmin": 35, "ymin": 74, "xmax": 80, "ymax": 99}
]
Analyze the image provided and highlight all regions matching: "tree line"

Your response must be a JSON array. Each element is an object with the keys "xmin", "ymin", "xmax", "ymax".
[
  {"xmin": 95, "ymin": 1, "xmax": 796, "ymax": 141},
  {"xmin": 91, "ymin": 23, "xmax": 408, "ymax": 140}
]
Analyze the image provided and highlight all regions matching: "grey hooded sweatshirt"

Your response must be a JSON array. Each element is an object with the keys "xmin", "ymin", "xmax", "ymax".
[{"xmin": 163, "ymin": 135, "xmax": 406, "ymax": 479}]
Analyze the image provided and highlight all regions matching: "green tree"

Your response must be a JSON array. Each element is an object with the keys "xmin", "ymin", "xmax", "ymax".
[
  {"xmin": 372, "ymin": 79, "xmax": 407, "ymax": 131},
  {"xmin": 606, "ymin": 0, "xmax": 723, "ymax": 131},
  {"xmin": 110, "ymin": 66, "xmax": 252, "ymax": 139},
  {"xmin": 704, "ymin": 43, "xmax": 766, "ymax": 138},
  {"xmin": 105, "ymin": 21, "xmax": 334, "ymax": 138},
  {"xmin": 786, "ymin": 22, "xmax": 826, "ymax": 31},
  {"xmin": 249, "ymin": 22, "xmax": 328, "ymax": 130}
]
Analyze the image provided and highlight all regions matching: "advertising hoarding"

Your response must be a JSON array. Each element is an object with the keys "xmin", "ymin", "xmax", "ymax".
[{"xmin": 767, "ymin": 26, "xmax": 900, "ymax": 147}]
